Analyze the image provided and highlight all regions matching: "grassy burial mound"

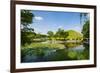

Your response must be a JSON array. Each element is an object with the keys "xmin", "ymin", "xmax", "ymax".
[{"xmin": 66, "ymin": 30, "xmax": 83, "ymax": 41}]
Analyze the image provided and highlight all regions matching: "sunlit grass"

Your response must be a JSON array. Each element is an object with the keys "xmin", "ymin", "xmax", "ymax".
[{"xmin": 22, "ymin": 43, "xmax": 66, "ymax": 50}]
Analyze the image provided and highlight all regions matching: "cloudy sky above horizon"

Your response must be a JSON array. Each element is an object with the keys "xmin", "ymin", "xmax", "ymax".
[{"xmin": 30, "ymin": 10, "xmax": 88, "ymax": 34}]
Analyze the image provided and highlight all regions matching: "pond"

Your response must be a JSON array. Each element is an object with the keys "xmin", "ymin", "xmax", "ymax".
[{"xmin": 21, "ymin": 42, "xmax": 89, "ymax": 63}]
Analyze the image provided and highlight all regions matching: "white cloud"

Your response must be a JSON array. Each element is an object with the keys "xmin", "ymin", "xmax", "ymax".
[
  {"xmin": 34, "ymin": 16, "xmax": 43, "ymax": 20},
  {"xmin": 58, "ymin": 25, "xmax": 63, "ymax": 28}
]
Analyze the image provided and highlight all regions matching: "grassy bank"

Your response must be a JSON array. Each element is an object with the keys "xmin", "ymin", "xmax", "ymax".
[{"xmin": 22, "ymin": 43, "xmax": 66, "ymax": 50}]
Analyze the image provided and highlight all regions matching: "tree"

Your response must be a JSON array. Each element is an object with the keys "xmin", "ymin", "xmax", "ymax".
[
  {"xmin": 35, "ymin": 33, "xmax": 42, "ymax": 38},
  {"xmin": 47, "ymin": 31, "xmax": 54, "ymax": 37},
  {"xmin": 21, "ymin": 10, "xmax": 35, "ymax": 45},
  {"xmin": 80, "ymin": 13, "xmax": 89, "ymax": 26},
  {"xmin": 21, "ymin": 10, "xmax": 34, "ymax": 27},
  {"xmin": 82, "ymin": 20, "xmax": 89, "ymax": 38},
  {"xmin": 55, "ymin": 28, "xmax": 64, "ymax": 37},
  {"xmin": 47, "ymin": 31, "xmax": 54, "ymax": 40},
  {"xmin": 63, "ymin": 31, "xmax": 68, "ymax": 40},
  {"xmin": 55, "ymin": 28, "xmax": 68, "ymax": 40}
]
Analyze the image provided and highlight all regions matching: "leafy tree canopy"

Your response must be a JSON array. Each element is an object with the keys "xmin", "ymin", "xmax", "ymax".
[
  {"xmin": 82, "ymin": 20, "xmax": 89, "ymax": 38},
  {"xmin": 21, "ymin": 10, "xmax": 35, "ymax": 45},
  {"xmin": 47, "ymin": 31, "xmax": 54, "ymax": 37},
  {"xmin": 21, "ymin": 10, "xmax": 34, "ymax": 27}
]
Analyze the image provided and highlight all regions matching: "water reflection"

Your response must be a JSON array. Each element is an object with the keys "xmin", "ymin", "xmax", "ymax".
[{"xmin": 21, "ymin": 43, "xmax": 89, "ymax": 63}]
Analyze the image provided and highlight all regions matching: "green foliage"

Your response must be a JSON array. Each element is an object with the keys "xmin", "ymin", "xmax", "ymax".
[
  {"xmin": 21, "ymin": 31, "xmax": 36, "ymax": 45},
  {"xmin": 22, "ymin": 43, "xmax": 66, "ymax": 50},
  {"xmin": 64, "ymin": 43, "xmax": 81, "ymax": 48},
  {"xmin": 47, "ymin": 31, "xmax": 54, "ymax": 40},
  {"xmin": 82, "ymin": 20, "xmax": 89, "ymax": 38},
  {"xmin": 21, "ymin": 43, "xmax": 89, "ymax": 62},
  {"xmin": 47, "ymin": 31, "xmax": 54, "ymax": 37},
  {"xmin": 21, "ymin": 10, "xmax": 35, "ymax": 45},
  {"xmin": 48, "ymin": 49, "xmax": 68, "ymax": 61},
  {"xmin": 67, "ymin": 51, "xmax": 77, "ymax": 59},
  {"xmin": 55, "ymin": 28, "xmax": 68, "ymax": 40},
  {"xmin": 66, "ymin": 30, "xmax": 83, "ymax": 40},
  {"xmin": 46, "ymin": 29, "xmax": 83, "ymax": 41},
  {"xmin": 80, "ymin": 13, "xmax": 89, "ymax": 25},
  {"xmin": 35, "ymin": 33, "xmax": 42, "ymax": 38},
  {"xmin": 80, "ymin": 13, "xmax": 89, "ymax": 39},
  {"xmin": 46, "ymin": 29, "xmax": 82, "ymax": 41},
  {"xmin": 21, "ymin": 10, "xmax": 34, "ymax": 26}
]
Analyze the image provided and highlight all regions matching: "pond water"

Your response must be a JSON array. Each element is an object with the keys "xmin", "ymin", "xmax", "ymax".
[{"xmin": 21, "ymin": 42, "xmax": 89, "ymax": 63}]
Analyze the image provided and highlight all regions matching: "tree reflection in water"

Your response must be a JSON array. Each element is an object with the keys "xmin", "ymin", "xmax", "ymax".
[{"xmin": 21, "ymin": 42, "xmax": 89, "ymax": 63}]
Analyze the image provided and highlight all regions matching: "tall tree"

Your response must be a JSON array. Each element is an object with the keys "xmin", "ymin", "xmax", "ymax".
[
  {"xmin": 21, "ymin": 10, "xmax": 34, "ymax": 27},
  {"xmin": 80, "ymin": 13, "xmax": 89, "ymax": 26},
  {"xmin": 82, "ymin": 20, "xmax": 89, "ymax": 38},
  {"xmin": 47, "ymin": 31, "xmax": 54, "ymax": 40},
  {"xmin": 80, "ymin": 13, "xmax": 90, "ymax": 40},
  {"xmin": 21, "ymin": 10, "xmax": 35, "ymax": 45},
  {"xmin": 55, "ymin": 28, "xmax": 68, "ymax": 40},
  {"xmin": 55, "ymin": 28, "xmax": 64, "ymax": 37}
]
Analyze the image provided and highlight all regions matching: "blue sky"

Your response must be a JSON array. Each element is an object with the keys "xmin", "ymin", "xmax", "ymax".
[{"xmin": 30, "ymin": 10, "xmax": 84, "ymax": 34}]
